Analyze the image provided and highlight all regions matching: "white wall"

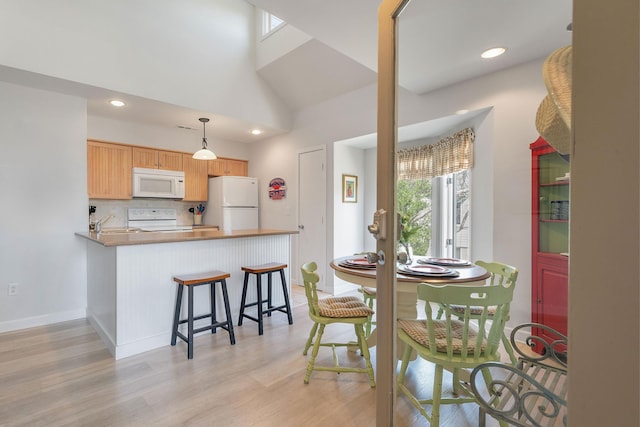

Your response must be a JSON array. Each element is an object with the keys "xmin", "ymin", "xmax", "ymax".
[
  {"xmin": 362, "ymin": 147, "xmax": 378, "ymax": 254},
  {"xmin": 0, "ymin": 81, "xmax": 87, "ymax": 331},
  {"xmin": 332, "ymin": 144, "xmax": 366, "ymax": 294},
  {"xmin": 88, "ymin": 115, "xmax": 252, "ymax": 160},
  {"xmin": 251, "ymin": 57, "xmax": 547, "ymax": 327},
  {"xmin": 0, "ymin": 0, "xmax": 291, "ymax": 132},
  {"xmin": 396, "ymin": 59, "xmax": 544, "ymax": 327},
  {"xmin": 333, "ymin": 109, "xmax": 495, "ymax": 295},
  {"xmin": 250, "ymin": 84, "xmax": 378, "ymax": 290},
  {"xmin": 0, "ymin": 54, "xmax": 547, "ymax": 333},
  {"xmin": 255, "ymin": 13, "xmax": 312, "ymax": 70},
  {"xmin": 357, "ymin": 108, "xmax": 495, "ymax": 259},
  {"xmin": 0, "ymin": 86, "xmax": 261, "ymax": 332}
]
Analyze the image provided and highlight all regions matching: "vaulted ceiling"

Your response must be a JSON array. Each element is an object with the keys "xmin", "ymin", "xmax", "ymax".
[
  {"xmin": 85, "ymin": 0, "xmax": 572, "ymax": 142},
  {"xmin": 249, "ymin": 0, "xmax": 572, "ymax": 106}
]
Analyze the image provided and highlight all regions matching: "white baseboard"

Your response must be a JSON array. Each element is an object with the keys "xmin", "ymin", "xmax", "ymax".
[
  {"xmin": 114, "ymin": 333, "xmax": 172, "ymax": 360},
  {"xmin": 86, "ymin": 311, "xmax": 116, "ymax": 357},
  {"xmin": 87, "ymin": 309, "xmax": 172, "ymax": 360},
  {"xmin": 0, "ymin": 309, "xmax": 86, "ymax": 334}
]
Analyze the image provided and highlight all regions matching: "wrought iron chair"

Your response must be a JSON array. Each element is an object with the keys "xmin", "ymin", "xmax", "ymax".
[
  {"xmin": 300, "ymin": 262, "xmax": 375, "ymax": 386},
  {"xmin": 397, "ymin": 282, "xmax": 514, "ymax": 426},
  {"xmin": 469, "ymin": 322, "xmax": 568, "ymax": 427}
]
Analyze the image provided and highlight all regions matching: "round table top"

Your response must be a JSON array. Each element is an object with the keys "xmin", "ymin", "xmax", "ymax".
[{"xmin": 330, "ymin": 256, "xmax": 490, "ymax": 285}]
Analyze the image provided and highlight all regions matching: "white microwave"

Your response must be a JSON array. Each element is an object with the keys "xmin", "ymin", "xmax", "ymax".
[{"xmin": 132, "ymin": 167, "xmax": 185, "ymax": 199}]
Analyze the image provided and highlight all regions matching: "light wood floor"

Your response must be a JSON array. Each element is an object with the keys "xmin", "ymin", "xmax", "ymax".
[{"xmin": 0, "ymin": 286, "xmax": 502, "ymax": 427}]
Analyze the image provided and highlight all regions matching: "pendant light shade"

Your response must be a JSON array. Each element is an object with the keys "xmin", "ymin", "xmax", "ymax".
[{"xmin": 192, "ymin": 117, "xmax": 217, "ymax": 160}]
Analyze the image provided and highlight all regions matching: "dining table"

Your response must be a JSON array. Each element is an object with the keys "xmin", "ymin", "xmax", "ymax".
[{"xmin": 330, "ymin": 255, "xmax": 491, "ymax": 348}]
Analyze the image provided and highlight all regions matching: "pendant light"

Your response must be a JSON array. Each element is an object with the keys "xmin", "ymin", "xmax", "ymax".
[{"xmin": 192, "ymin": 117, "xmax": 217, "ymax": 160}]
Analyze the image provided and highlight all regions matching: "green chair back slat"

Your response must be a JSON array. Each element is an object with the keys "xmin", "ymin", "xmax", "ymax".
[{"xmin": 397, "ymin": 281, "xmax": 515, "ymax": 426}]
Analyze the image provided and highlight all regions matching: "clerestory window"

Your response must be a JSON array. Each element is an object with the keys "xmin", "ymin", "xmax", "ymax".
[{"xmin": 261, "ymin": 10, "xmax": 285, "ymax": 39}]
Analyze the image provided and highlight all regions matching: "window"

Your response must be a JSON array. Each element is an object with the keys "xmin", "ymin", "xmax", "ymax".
[
  {"xmin": 261, "ymin": 11, "xmax": 285, "ymax": 38},
  {"xmin": 398, "ymin": 169, "xmax": 471, "ymax": 259},
  {"xmin": 437, "ymin": 169, "xmax": 471, "ymax": 259},
  {"xmin": 396, "ymin": 128, "xmax": 474, "ymax": 260}
]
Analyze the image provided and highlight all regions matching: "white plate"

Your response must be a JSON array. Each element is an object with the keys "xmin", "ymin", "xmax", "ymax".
[
  {"xmin": 398, "ymin": 265, "xmax": 460, "ymax": 277},
  {"xmin": 417, "ymin": 257, "xmax": 471, "ymax": 267}
]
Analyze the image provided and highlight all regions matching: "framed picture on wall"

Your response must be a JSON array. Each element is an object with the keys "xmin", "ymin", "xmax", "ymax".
[{"xmin": 342, "ymin": 174, "xmax": 358, "ymax": 203}]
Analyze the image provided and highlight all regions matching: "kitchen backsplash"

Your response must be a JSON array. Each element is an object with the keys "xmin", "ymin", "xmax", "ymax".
[{"xmin": 89, "ymin": 199, "xmax": 201, "ymax": 229}]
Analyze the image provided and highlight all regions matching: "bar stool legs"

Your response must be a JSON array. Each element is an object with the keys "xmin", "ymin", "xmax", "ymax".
[
  {"xmin": 238, "ymin": 263, "xmax": 293, "ymax": 335},
  {"xmin": 171, "ymin": 271, "xmax": 235, "ymax": 359}
]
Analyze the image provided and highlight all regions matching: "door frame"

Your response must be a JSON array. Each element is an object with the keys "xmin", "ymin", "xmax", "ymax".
[{"xmin": 377, "ymin": 0, "xmax": 410, "ymax": 424}]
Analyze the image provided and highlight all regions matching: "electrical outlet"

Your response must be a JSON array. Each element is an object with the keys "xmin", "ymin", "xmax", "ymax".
[{"xmin": 8, "ymin": 283, "xmax": 18, "ymax": 296}]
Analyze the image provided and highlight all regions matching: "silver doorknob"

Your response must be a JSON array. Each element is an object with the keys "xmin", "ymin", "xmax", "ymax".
[{"xmin": 364, "ymin": 251, "xmax": 386, "ymax": 265}]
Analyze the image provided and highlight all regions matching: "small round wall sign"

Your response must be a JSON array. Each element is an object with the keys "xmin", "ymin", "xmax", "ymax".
[{"xmin": 268, "ymin": 177, "xmax": 287, "ymax": 200}]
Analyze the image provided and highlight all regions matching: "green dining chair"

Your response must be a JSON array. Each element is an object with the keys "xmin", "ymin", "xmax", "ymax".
[
  {"xmin": 357, "ymin": 286, "xmax": 376, "ymax": 337},
  {"xmin": 300, "ymin": 262, "xmax": 375, "ymax": 387},
  {"xmin": 437, "ymin": 260, "xmax": 519, "ymax": 365},
  {"xmin": 397, "ymin": 281, "xmax": 514, "ymax": 427}
]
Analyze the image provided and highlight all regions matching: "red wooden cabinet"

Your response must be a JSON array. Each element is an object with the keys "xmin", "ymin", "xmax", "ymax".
[{"xmin": 530, "ymin": 137, "xmax": 569, "ymax": 353}]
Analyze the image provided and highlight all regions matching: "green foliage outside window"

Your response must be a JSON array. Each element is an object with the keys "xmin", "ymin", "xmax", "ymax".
[{"xmin": 397, "ymin": 179, "xmax": 432, "ymax": 256}]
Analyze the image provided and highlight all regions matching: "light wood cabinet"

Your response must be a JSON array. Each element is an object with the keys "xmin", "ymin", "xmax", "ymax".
[
  {"xmin": 87, "ymin": 140, "xmax": 231, "ymax": 201},
  {"xmin": 132, "ymin": 147, "xmax": 183, "ymax": 170},
  {"xmin": 207, "ymin": 157, "xmax": 248, "ymax": 176},
  {"xmin": 87, "ymin": 140, "xmax": 133, "ymax": 199},
  {"xmin": 182, "ymin": 154, "xmax": 208, "ymax": 201}
]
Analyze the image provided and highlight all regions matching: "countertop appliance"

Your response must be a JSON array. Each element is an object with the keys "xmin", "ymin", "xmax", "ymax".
[
  {"xmin": 132, "ymin": 167, "xmax": 185, "ymax": 199},
  {"xmin": 127, "ymin": 208, "xmax": 192, "ymax": 232},
  {"xmin": 205, "ymin": 176, "xmax": 258, "ymax": 232}
]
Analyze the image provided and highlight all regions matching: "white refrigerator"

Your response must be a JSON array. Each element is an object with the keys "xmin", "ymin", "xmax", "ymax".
[{"xmin": 205, "ymin": 176, "xmax": 259, "ymax": 231}]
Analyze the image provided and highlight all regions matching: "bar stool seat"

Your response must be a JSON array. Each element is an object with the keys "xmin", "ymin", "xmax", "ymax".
[
  {"xmin": 238, "ymin": 262, "xmax": 293, "ymax": 335},
  {"xmin": 171, "ymin": 270, "xmax": 235, "ymax": 359}
]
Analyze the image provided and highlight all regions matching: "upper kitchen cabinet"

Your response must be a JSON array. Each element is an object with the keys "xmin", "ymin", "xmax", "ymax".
[
  {"xmin": 208, "ymin": 157, "xmax": 248, "ymax": 177},
  {"xmin": 182, "ymin": 154, "xmax": 208, "ymax": 201},
  {"xmin": 87, "ymin": 140, "xmax": 132, "ymax": 199},
  {"xmin": 132, "ymin": 147, "xmax": 183, "ymax": 171}
]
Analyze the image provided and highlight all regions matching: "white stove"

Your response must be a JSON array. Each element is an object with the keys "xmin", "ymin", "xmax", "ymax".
[{"xmin": 127, "ymin": 208, "xmax": 192, "ymax": 232}]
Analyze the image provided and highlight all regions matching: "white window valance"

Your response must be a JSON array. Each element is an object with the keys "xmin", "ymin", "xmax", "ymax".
[{"xmin": 397, "ymin": 128, "xmax": 475, "ymax": 180}]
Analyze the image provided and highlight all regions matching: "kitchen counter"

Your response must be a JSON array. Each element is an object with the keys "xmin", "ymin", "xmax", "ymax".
[
  {"xmin": 76, "ymin": 228, "xmax": 298, "ymax": 247},
  {"xmin": 79, "ymin": 228, "xmax": 297, "ymax": 359}
]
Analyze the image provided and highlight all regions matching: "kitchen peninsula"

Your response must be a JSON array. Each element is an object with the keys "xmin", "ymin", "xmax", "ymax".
[{"xmin": 76, "ymin": 228, "xmax": 298, "ymax": 359}]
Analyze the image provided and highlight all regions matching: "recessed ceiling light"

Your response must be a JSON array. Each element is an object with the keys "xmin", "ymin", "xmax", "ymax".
[
  {"xmin": 481, "ymin": 47, "xmax": 506, "ymax": 59},
  {"xmin": 455, "ymin": 109, "xmax": 469, "ymax": 115},
  {"xmin": 109, "ymin": 99, "xmax": 126, "ymax": 107},
  {"xmin": 251, "ymin": 129, "xmax": 262, "ymax": 135}
]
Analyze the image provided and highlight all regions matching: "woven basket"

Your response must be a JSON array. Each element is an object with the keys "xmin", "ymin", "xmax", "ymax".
[{"xmin": 535, "ymin": 45, "xmax": 572, "ymax": 154}]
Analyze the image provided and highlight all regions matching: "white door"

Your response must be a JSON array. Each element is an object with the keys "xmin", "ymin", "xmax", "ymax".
[{"xmin": 298, "ymin": 147, "xmax": 326, "ymax": 290}]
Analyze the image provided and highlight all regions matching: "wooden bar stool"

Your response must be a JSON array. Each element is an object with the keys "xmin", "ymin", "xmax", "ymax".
[
  {"xmin": 238, "ymin": 262, "xmax": 293, "ymax": 335},
  {"xmin": 171, "ymin": 270, "xmax": 235, "ymax": 359}
]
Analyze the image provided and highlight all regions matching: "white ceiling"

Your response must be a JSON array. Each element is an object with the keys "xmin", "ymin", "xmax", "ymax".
[
  {"xmin": 249, "ymin": 0, "xmax": 572, "ymax": 92},
  {"xmin": 6, "ymin": 0, "xmax": 571, "ymax": 143},
  {"xmin": 248, "ymin": 0, "xmax": 572, "ymax": 139},
  {"xmin": 340, "ymin": 107, "xmax": 493, "ymax": 149}
]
